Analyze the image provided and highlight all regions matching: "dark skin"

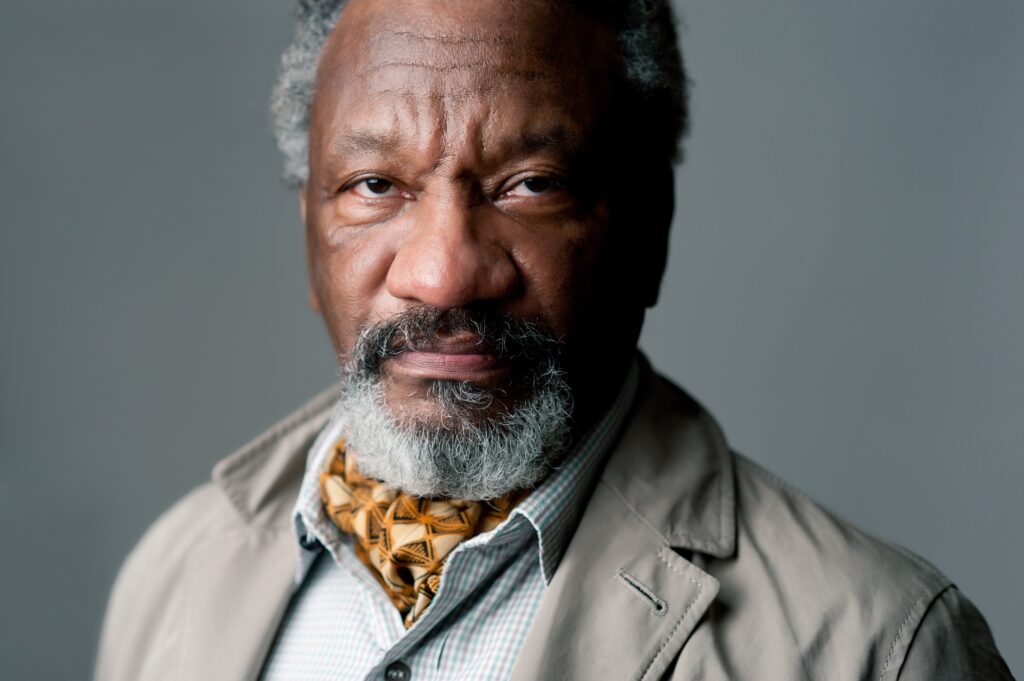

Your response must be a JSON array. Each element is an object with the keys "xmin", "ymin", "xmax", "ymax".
[{"xmin": 302, "ymin": 0, "xmax": 673, "ymax": 434}]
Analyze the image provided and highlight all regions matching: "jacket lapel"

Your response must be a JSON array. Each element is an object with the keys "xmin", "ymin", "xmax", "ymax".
[
  {"xmin": 509, "ymin": 482, "xmax": 721, "ymax": 681},
  {"xmin": 178, "ymin": 385, "xmax": 338, "ymax": 681},
  {"xmin": 511, "ymin": 359, "xmax": 736, "ymax": 681}
]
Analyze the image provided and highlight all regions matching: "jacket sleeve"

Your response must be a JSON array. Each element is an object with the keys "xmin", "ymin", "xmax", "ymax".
[{"xmin": 896, "ymin": 586, "xmax": 1015, "ymax": 680}]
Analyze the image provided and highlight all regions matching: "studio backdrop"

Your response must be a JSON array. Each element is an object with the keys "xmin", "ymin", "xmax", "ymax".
[{"xmin": 1, "ymin": 0, "xmax": 1021, "ymax": 678}]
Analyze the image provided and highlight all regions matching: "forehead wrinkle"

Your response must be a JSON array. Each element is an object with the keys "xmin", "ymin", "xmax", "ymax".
[
  {"xmin": 331, "ymin": 130, "xmax": 402, "ymax": 157},
  {"xmin": 439, "ymin": 97, "xmax": 488, "ymax": 170},
  {"xmin": 326, "ymin": 91, "xmax": 446, "ymax": 167},
  {"xmin": 438, "ymin": 105, "xmax": 588, "ymax": 174},
  {"xmin": 360, "ymin": 60, "xmax": 546, "ymax": 82},
  {"xmin": 370, "ymin": 28, "xmax": 518, "ymax": 48},
  {"xmin": 330, "ymin": 92, "xmax": 588, "ymax": 172},
  {"xmin": 320, "ymin": 4, "xmax": 608, "ymax": 175},
  {"xmin": 362, "ymin": 27, "xmax": 506, "ymax": 60},
  {"xmin": 353, "ymin": 20, "xmax": 556, "ymax": 85},
  {"xmin": 371, "ymin": 86, "xmax": 513, "ymax": 100}
]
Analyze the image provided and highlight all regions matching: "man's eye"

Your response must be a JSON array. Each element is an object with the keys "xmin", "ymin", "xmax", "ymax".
[
  {"xmin": 349, "ymin": 177, "xmax": 399, "ymax": 198},
  {"xmin": 506, "ymin": 176, "xmax": 559, "ymax": 198}
]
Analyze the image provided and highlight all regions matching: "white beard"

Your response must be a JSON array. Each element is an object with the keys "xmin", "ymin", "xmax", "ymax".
[{"xmin": 334, "ymin": 368, "xmax": 573, "ymax": 500}]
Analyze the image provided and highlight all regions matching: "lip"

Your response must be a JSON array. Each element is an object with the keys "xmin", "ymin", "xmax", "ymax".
[
  {"xmin": 386, "ymin": 334, "xmax": 507, "ymax": 381},
  {"xmin": 391, "ymin": 350, "xmax": 503, "ymax": 379}
]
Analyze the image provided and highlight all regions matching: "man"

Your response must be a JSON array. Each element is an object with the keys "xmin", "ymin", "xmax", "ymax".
[{"xmin": 96, "ymin": 0, "xmax": 1013, "ymax": 679}]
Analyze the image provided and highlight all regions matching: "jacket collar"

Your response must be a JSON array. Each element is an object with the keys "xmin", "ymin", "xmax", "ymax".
[
  {"xmin": 211, "ymin": 384, "xmax": 339, "ymax": 528},
  {"xmin": 600, "ymin": 354, "xmax": 736, "ymax": 558}
]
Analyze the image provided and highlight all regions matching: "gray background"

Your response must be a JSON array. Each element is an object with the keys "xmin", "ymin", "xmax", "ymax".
[{"xmin": 1, "ymin": 0, "xmax": 1021, "ymax": 677}]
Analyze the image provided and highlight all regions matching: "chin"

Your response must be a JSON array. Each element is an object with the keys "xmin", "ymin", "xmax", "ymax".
[
  {"xmin": 335, "ymin": 365, "xmax": 575, "ymax": 499},
  {"xmin": 381, "ymin": 379, "xmax": 526, "ymax": 428}
]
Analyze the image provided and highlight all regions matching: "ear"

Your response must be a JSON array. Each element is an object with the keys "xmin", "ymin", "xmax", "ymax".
[
  {"xmin": 640, "ymin": 163, "xmax": 675, "ymax": 308},
  {"xmin": 299, "ymin": 187, "xmax": 323, "ymax": 315}
]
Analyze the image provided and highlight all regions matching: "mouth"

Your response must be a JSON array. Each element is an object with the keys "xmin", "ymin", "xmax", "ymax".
[{"xmin": 385, "ymin": 332, "xmax": 510, "ymax": 382}]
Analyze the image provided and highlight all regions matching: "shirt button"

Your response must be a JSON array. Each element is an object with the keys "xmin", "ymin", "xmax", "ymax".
[{"xmin": 384, "ymin": 661, "xmax": 411, "ymax": 681}]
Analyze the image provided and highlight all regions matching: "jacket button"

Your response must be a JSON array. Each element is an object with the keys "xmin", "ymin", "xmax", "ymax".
[{"xmin": 384, "ymin": 661, "xmax": 411, "ymax": 681}]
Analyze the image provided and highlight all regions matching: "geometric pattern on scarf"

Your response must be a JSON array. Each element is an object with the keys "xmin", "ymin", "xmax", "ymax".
[{"xmin": 319, "ymin": 438, "xmax": 518, "ymax": 628}]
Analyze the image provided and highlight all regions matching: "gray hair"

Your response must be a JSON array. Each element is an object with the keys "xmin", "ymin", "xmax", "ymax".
[
  {"xmin": 335, "ymin": 305, "xmax": 574, "ymax": 499},
  {"xmin": 271, "ymin": 0, "xmax": 689, "ymax": 187},
  {"xmin": 335, "ymin": 361, "xmax": 573, "ymax": 499}
]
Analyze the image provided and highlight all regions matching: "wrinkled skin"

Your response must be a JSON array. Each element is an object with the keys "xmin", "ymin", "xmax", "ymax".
[{"xmin": 302, "ymin": 0, "xmax": 673, "ymax": 432}]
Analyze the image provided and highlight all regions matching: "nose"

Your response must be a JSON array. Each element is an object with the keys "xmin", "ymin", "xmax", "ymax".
[{"xmin": 385, "ymin": 195, "xmax": 520, "ymax": 309}]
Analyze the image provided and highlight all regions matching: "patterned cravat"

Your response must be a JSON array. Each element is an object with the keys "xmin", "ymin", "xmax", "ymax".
[{"xmin": 319, "ymin": 438, "xmax": 519, "ymax": 628}]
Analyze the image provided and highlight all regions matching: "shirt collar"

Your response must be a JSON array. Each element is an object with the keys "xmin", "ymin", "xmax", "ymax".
[
  {"xmin": 508, "ymin": 359, "xmax": 638, "ymax": 582},
  {"xmin": 290, "ymin": 358, "xmax": 640, "ymax": 585},
  {"xmin": 291, "ymin": 401, "xmax": 349, "ymax": 581}
]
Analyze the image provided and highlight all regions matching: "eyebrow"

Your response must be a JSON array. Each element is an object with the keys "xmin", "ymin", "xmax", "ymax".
[{"xmin": 504, "ymin": 126, "xmax": 585, "ymax": 159}]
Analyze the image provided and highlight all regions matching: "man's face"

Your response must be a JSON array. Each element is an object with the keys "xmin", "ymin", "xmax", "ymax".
[{"xmin": 303, "ymin": 0, "xmax": 665, "ymax": 438}]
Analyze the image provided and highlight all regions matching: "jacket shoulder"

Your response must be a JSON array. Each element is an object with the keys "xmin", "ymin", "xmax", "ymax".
[
  {"xmin": 733, "ymin": 453, "xmax": 948, "ymax": 591},
  {"xmin": 117, "ymin": 481, "xmax": 239, "ymax": 586},
  {"xmin": 95, "ymin": 483, "xmax": 238, "ymax": 681},
  {"xmin": 722, "ymin": 453, "xmax": 952, "ymax": 676},
  {"xmin": 95, "ymin": 384, "xmax": 337, "ymax": 681}
]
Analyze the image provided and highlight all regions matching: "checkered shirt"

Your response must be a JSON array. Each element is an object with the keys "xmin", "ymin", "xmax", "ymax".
[{"xmin": 259, "ymin": 361, "xmax": 639, "ymax": 681}]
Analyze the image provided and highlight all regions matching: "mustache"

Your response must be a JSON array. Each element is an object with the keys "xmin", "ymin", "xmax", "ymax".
[{"xmin": 348, "ymin": 306, "xmax": 562, "ymax": 377}]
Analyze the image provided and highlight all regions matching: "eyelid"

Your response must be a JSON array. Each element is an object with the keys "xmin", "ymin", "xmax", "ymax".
[
  {"xmin": 341, "ymin": 175, "xmax": 406, "ymax": 199},
  {"xmin": 500, "ymin": 173, "xmax": 567, "ymax": 198}
]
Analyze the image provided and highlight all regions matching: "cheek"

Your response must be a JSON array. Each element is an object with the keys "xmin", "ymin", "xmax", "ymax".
[
  {"xmin": 309, "ymin": 223, "xmax": 397, "ymax": 355},
  {"xmin": 514, "ymin": 225, "xmax": 607, "ymax": 340}
]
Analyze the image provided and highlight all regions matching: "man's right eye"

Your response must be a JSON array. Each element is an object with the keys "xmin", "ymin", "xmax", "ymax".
[{"xmin": 349, "ymin": 177, "xmax": 399, "ymax": 198}]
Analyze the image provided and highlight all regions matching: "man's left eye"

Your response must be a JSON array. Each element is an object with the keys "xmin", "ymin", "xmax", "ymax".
[{"xmin": 505, "ymin": 176, "xmax": 559, "ymax": 198}]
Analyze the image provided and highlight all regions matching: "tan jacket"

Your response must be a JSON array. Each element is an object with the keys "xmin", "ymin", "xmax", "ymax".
[{"xmin": 96, "ymin": 361, "xmax": 1012, "ymax": 680}]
